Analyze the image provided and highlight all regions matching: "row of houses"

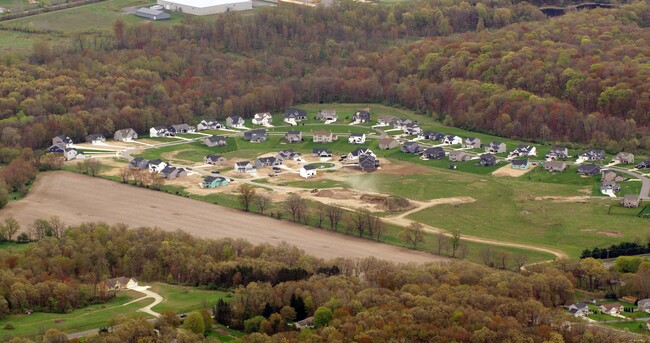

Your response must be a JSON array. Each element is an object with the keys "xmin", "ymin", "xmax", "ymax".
[
  {"xmin": 566, "ymin": 299, "xmax": 650, "ymax": 318},
  {"xmin": 150, "ymin": 124, "xmax": 196, "ymax": 137},
  {"xmin": 129, "ymin": 158, "xmax": 187, "ymax": 179}
]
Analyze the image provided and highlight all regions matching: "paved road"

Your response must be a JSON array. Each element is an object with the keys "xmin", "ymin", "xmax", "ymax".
[{"xmin": 609, "ymin": 167, "xmax": 650, "ymax": 200}]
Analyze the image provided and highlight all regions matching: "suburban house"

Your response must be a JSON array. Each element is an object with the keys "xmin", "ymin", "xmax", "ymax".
[
  {"xmin": 509, "ymin": 145, "xmax": 537, "ymax": 157},
  {"xmin": 313, "ymin": 130, "xmax": 336, "ymax": 143},
  {"xmin": 580, "ymin": 149, "xmax": 606, "ymax": 162},
  {"xmin": 160, "ymin": 166, "xmax": 187, "ymax": 180},
  {"xmin": 277, "ymin": 149, "xmax": 301, "ymax": 161},
  {"xmin": 637, "ymin": 160, "xmax": 650, "ymax": 169},
  {"xmin": 226, "ymin": 116, "xmax": 245, "ymax": 128},
  {"xmin": 294, "ymin": 317, "xmax": 314, "ymax": 329},
  {"xmin": 568, "ymin": 308, "xmax": 587, "ymax": 318},
  {"xmin": 359, "ymin": 155, "xmax": 379, "ymax": 172},
  {"xmin": 402, "ymin": 123, "xmax": 422, "ymax": 136},
  {"xmin": 485, "ymin": 141, "xmax": 507, "ymax": 154},
  {"xmin": 543, "ymin": 161, "xmax": 567, "ymax": 172},
  {"xmin": 463, "ymin": 137, "xmax": 481, "ymax": 149},
  {"xmin": 443, "ymin": 135, "xmax": 462, "ymax": 145},
  {"xmin": 64, "ymin": 148, "xmax": 84, "ymax": 161},
  {"xmin": 313, "ymin": 148, "xmax": 332, "ymax": 157},
  {"xmin": 197, "ymin": 119, "xmax": 221, "ymax": 131},
  {"xmin": 546, "ymin": 146, "xmax": 569, "ymax": 160},
  {"xmin": 243, "ymin": 129, "xmax": 268, "ymax": 142},
  {"xmin": 377, "ymin": 116, "xmax": 395, "ymax": 126},
  {"xmin": 204, "ymin": 154, "xmax": 226, "ymax": 165},
  {"xmin": 150, "ymin": 126, "xmax": 171, "ymax": 137},
  {"xmin": 602, "ymin": 170, "xmax": 625, "ymax": 182},
  {"xmin": 598, "ymin": 303, "xmax": 623, "ymax": 316},
  {"xmin": 202, "ymin": 176, "xmax": 230, "ymax": 188},
  {"xmin": 621, "ymin": 194, "xmax": 641, "ymax": 208},
  {"xmin": 285, "ymin": 130, "xmax": 303, "ymax": 143},
  {"xmin": 479, "ymin": 153, "xmax": 497, "ymax": 166},
  {"xmin": 578, "ymin": 164, "xmax": 601, "ymax": 176},
  {"xmin": 600, "ymin": 181, "xmax": 621, "ymax": 194},
  {"xmin": 114, "ymin": 128, "xmax": 138, "ymax": 142},
  {"xmin": 316, "ymin": 110, "xmax": 337, "ymax": 123},
  {"xmin": 353, "ymin": 110, "xmax": 371, "ymax": 123},
  {"xmin": 169, "ymin": 124, "xmax": 196, "ymax": 134},
  {"xmin": 86, "ymin": 134, "xmax": 106, "ymax": 145},
  {"xmin": 423, "ymin": 147, "xmax": 445, "ymax": 160},
  {"xmin": 204, "ymin": 135, "xmax": 227, "ymax": 147},
  {"xmin": 235, "ymin": 161, "xmax": 256, "ymax": 173},
  {"xmin": 418, "ymin": 131, "xmax": 438, "ymax": 140},
  {"xmin": 52, "ymin": 135, "xmax": 73, "ymax": 148},
  {"xmin": 511, "ymin": 159, "xmax": 531, "ymax": 170},
  {"xmin": 637, "ymin": 299, "xmax": 650, "ymax": 312},
  {"xmin": 254, "ymin": 156, "xmax": 282, "ymax": 169},
  {"xmin": 379, "ymin": 138, "xmax": 400, "ymax": 150},
  {"xmin": 348, "ymin": 148, "xmax": 375, "ymax": 161},
  {"xmin": 105, "ymin": 277, "xmax": 138, "ymax": 291},
  {"xmin": 401, "ymin": 141, "xmax": 421, "ymax": 154},
  {"xmin": 284, "ymin": 109, "xmax": 307, "ymax": 125},
  {"xmin": 567, "ymin": 302, "xmax": 590, "ymax": 314},
  {"xmin": 449, "ymin": 150, "xmax": 471, "ymax": 162},
  {"xmin": 252, "ymin": 112, "xmax": 273, "ymax": 126},
  {"xmin": 614, "ymin": 152, "xmax": 635, "ymax": 164},
  {"xmin": 300, "ymin": 165, "xmax": 317, "ymax": 178},
  {"xmin": 391, "ymin": 118, "xmax": 413, "ymax": 130},
  {"xmin": 348, "ymin": 133, "xmax": 366, "ymax": 144},
  {"xmin": 129, "ymin": 158, "xmax": 149, "ymax": 170},
  {"xmin": 47, "ymin": 145, "xmax": 66, "ymax": 153},
  {"xmin": 148, "ymin": 159, "xmax": 168, "ymax": 173}
]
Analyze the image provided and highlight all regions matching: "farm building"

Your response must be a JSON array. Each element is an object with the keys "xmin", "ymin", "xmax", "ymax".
[
  {"xmin": 135, "ymin": 7, "xmax": 171, "ymax": 20},
  {"xmin": 157, "ymin": 0, "xmax": 252, "ymax": 15}
]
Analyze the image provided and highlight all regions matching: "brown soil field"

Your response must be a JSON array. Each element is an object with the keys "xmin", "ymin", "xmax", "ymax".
[
  {"xmin": 492, "ymin": 164, "xmax": 532, "ymax": 177},
  {"xmin": 0, "ymin": 172, "xmax": 442, "ymax": 264}
]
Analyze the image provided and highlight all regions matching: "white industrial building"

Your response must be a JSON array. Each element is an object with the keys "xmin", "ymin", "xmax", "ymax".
[{"xmin": 157, "ymin": 0, "xmax": 252, "ymax": 15}]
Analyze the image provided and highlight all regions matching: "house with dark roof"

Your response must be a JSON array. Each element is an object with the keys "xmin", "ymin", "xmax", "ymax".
[
  {"xmin": 578, "ymin": 164, "xmax": 600, "ymax": 176},
  {"xmin": 226, "ymin": 116, "xmax": 245, "ymax": 128},
  {"xmin": 600, "ymin": 181, "xmax": 621, "ymax": 194},
  {"xmin": 546, "ymin": 146, "xmax": 569, "ymax": 160},
  {"xmin": 160, "ymin": 166, "xmax": 186, "ymax": 179},
  {"xmin": 197, "ymin": 120, "xmax": 221, "ymax": 131},
  {"xmin": 418, "ymin": 131, "xmax": 438, "ymax": 140},
  {"xmin": 47, "ymin": 144, "xmax": 66, "ymax": 153},
  {"xmin": 204, "ymin": 154, "xmax": 226, "ymax": 166},
  {"xmin": 254, "ymin": 157, "xmax": 282, "ymax": 169},
  {"xmin": 284, "ymin": 109, "xmax": 307, "ymax": 125},
  {"xmin": 129, "ymin": 158, "xmax": 149, "ymax": 170},
  {"xmin": 204, "ymin": 135, "xmax": 227, "ymax": 147},
  {"xmin": 313, "ymin": 130, "xmax": 335, "ymax": 143},
  {"xmin": 449, "ymin": 150, "xmax": 471, "ymax": 162},
  {"xmin": 86, "ymin": 134, "xmax": 106, "ymax": 145},
  {"xmin": 135, "ymin": 7, "xmax": 170, "ymax": 20},
  {"xmin": 402, "ymin": 123, "xmax": 422, "ymax": 136},
  {"xmin": 202, "ymin": 176, "xmax": 229, "ymax": 188},
  {"xmin": 300, "ymin": 165, "xmax": 317, "ymax": 178},
  {"xmin": 348, "ymin": 133, "xmax": 366, "ymax": 144},
  {"xmin": 479, "ymin": 153, "xmax": 497, "ymax": 166},
  {"xmin": 285, "ymin": 131, "xmax": 303, "ymax": 143},
  {"xmin": 485, "ymin": 141, "xmax": 506, "ymax": 154},
  {"xmin": 114, "ymin": 128, "xmax": 138, "ymax": 142},
  {"xmin": 236, "ymin": 161, "xmax": 255, "ymax": 173},
  {"xmin": 243, "ymin": 129, "xmax": 267, "ymax": 143},
  {"xmin": 509, "ymin": 145, "xmax": 537, "ymax": 157},
  {"xmin": 52, "ymin": 135, "xmax": 73, "ymax": 148},
  {"xmin": 316, "ymin": 110, "xmax": 337, "ymax": 122},
  {"xmin": 379, "ymin": 138, "xmax": 399, "ymax": 150},
  {"xmin": 276, "ymin": 149, "xmax": 301, "ymax": 161},
  {"xmin": 511, "ymin": 159, "xmax": 530, "ymax": 170},
  {"xmin": 443, "ymin": 135, "xmax": 462, "ymax": 145},
  {"xmin": 169, "ymin": 124, "xmax": 195, "ymax": 134},
  {"xmin": 353, "ymin": 110, "xmax": 371, "ymax": 123},
  {"xmin": 543, "ymin": 161, "xmax": 567, "ymax": 172},
  {"xmin": 463, "ymin": 137, "xmax": 481, "ymax": 149},
  {"xmin": 150, "ymin": 126, "xmax": 171, "ymax": 138},
  {"xmin": 359, "ymin": 155, "xmax": 379, "ymax": 172},
  {"xmin": 401, "ymin": 141, "xmax": 421, "ymax": 154},
  {"xmin": 636, "ymin": 160, "xmax": 650, "ymax": 169},
  {"xmin": 423, "ymin": 147, "xmax": 445, "ymax": 160},
  {"xmin": 348, "ymin": 148, "xmax": 375, "ymax": 161},
  {"xmin": 580, "ymin": 149, "xmax": 606, "ymax": 162},
  {"xmin": 313, "ymin": 148, "xmax": 332, "ymax": 157},
  {"xmin": 148, "ymin": 159, "xmax": 168, "ymax": 173}
]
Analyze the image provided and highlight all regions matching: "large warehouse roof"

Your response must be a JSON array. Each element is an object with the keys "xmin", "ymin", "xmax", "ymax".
[{"xmin": 164, "ymin": 0, "xmax": 250, "ymax": 7}]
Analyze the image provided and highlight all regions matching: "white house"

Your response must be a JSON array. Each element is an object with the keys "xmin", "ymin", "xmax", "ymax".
[
  {"xmin": 509, "ymin": 145, "xmax": 537, "ymax": 158},
  {"xmin": 347, "ymin": 148, "xmax": 375, "ymax": 161},
  {"xmin": 226, "ymin": 116, "xmax": 245, "ymax": 129},
  {"xmin": 284, "ymin": 109, "xmax": 307, "ymax": 126},
  {"xmin": 299, "ymin": 165, "xmax": 317, "ymax": 178},
  {"xmin": 443, "ymin": 135, "xmax": 462, "ymax": 145},
  {"xmin": 148, "ymin": 159, "xmax": 168, "ymax": 173},
  {"xmin": 598, "ymin": 303, "xmax": 623, "ymax": 316},
  {"xmin": 348, "ymin": 133, "xmax": 366, "ymax": 144},
  {"xmin": 252, "ymin": 112, "xmax": 273, "ymax": 126},
  {"xmin": 64, "ymin": 148, "xmax": 85, "ymax": 161},
  {"xmin": 86, "ymin": 134, "xmax": 106, "ymax": 145},
  {"xmin": 150, "ymin": 126, "xmax": 171, "ymax": 137},
  {"xmin": 197, "ymin": 120, "xmax": 221, "ymax": 131}
]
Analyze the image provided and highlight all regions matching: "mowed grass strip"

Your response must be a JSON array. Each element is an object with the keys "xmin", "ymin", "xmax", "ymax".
[{"xmin": 150, "ymin": 282, "xmax": 231, "ymax": 314}]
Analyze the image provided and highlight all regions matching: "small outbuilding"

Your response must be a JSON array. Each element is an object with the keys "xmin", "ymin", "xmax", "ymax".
[{"xmin": 135, "ymin": 7, "xmax": 171, "ymax": 20}]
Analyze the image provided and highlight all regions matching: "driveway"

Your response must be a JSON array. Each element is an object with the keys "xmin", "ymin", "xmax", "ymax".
[{"xmin": 130, "ymin": 285, "xmax": 163, "ymax": 318}]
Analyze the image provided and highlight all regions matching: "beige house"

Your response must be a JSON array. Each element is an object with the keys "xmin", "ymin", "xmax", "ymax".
[
  {"xmin": 379, "ymin": 138, "xmax": 399, "ymax": 150},
  {"xmin": 313, "ymin": 130, "xmax": 336, "ymax": 143},
  {"xmin": 543, "ymin": 161, "xmax": 567, "ymax": 172},
  {"xmin": 614, "ymin": 152, "xmax": 635, "ymax": 164},
  {"xmin": 104, "ymin": 277, "xmax": 139, "ymax": 291},
  {"xmin": 449, "ymin": 150, "xmax": 471, "ymax": 162}
]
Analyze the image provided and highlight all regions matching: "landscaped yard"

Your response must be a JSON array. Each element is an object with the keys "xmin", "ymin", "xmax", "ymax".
[{"xmin": 149, "ymin": 282, "xmax": 231, "ymax": 314}]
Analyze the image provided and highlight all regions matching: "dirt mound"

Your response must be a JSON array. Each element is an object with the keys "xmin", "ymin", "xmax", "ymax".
[
  {"xmin": 317, "ymin": 190, "xmax": 335, "ymax": 197},
  {"xmin": 360, "ymin": 194, "xmax": 414, "ymax": 212}
]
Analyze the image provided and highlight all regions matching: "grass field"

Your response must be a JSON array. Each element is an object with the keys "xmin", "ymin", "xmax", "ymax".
[
  {"xmin": 0, "ymin": 291, "xmax": 152, "ymax": 339},
  {"xmin": 604, "ymin": 321, "xmax": 649, "ymax": 334},
  {"xmin": 0, "ymin": 241, "xmax": 32, "ymax": 252},
  {"xmin": 149, "ymin": 282, "xmax": 231, "ymax": 314}
]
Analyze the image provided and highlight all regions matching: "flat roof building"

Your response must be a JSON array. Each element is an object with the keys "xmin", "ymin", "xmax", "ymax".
[
  {"xmin": 135, "ymin": 7, "xmax": 171, "ymax": 20},
  {"xmin": 157, "ymin": 0, "xmax": 252, "ymax": 15}
]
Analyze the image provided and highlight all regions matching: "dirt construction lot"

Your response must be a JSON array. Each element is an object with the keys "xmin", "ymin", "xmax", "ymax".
[{"xmin": 0, "ymin": 172, "xmax": 443, "ymax": 264}]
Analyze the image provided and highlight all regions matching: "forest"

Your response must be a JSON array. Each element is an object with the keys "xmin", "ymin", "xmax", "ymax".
[
  {"xmin": 0, "ymin": 1, "xmax": 648, "ymax": 152},
  {"xmin": 0, "ymin": 222, "xmax": 643, "ymax": 342}
]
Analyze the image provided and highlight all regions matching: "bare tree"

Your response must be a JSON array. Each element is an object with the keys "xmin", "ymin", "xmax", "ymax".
[
  {"xmin": 85, "ymin": 159, "xmax": 102, "ymax": 177},
  {"xmin": 450, "ymin": 230, "xmax": 461, "ymax": 258},
  {"xmin": 326, "ymin": 206, "xmax": 343, "ymax": 231},
  {"xmin": 348, "ymin": 210, "xmax": 368, "ymax": 237},
  {"xmin": 238, "ymin": 184, "xmax": 256, "ymax": 212},
  {"xmin": 1, "ymin": 217, "xmax": 20, "ymax": 241},
  {"xmin": 254, "ymin": 194, "xmax": 271, "ymax": 214},
  {"xmin": 119, "ymin": 167, "xmax": 131, "ymax": 183},
  {"xmin": 435, "ymin": 232, "xmax": 448, "ymax": 255},
  {"xmin": 364, "ymin": 211, "xmax": 382, "ymax": 241},
  {"xmin": 479, "ymin": 247, "xmax": 494, "ymax": 267},
  {"xmin": 149, "ymin": 172, "xmax": 164, "ymax": 190},
  {"xmin": 496, "ymin": 251, "xmax": 510, "ymax": 269},
  {"xmin": 48, "ymin": 216, "xmax": 66, "ymax": 239},
  {"xmin": 399, "ymin": 222, "xmax": 424, "ymax": 249},
  {"xmin": 514, "ymin": 254, "xmax": 528, "ymax": 272},
  {"xmin": 315, "ymin": 203, "xmax": 326, "ymax": 228},
  {"xmin": 284, "ymin": 194, "xmax": 306, "ymax": 222}
]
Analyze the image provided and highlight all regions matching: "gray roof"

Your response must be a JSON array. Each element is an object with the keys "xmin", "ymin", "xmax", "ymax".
[
  {"xmin": 303, "ymin": 165, "xmax": 316, "ymax": 170},
  {"xmin": 136, "ymin": 7, "xmax": 166, "ymax": 15},
  {"xmin": 512, "ymin": 159, "xmax": 528, "ymax": 166}
]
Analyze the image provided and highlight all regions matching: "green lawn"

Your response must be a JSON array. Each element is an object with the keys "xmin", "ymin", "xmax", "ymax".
[
  {"xmin": 134, "ymin": 139, "xmax": 237, "ymax": 164},
  {"xmin": 0, "ymin": 241, "xmax": 32, "ymax": 252},
  {"xmin": 0, "ymin": 291, "xmax": 152, "ymax": 339},
  {"xmin": 207, "ymin": 324, "xmax": 245, "ymax": 342},
  {"xmin": 603, "ymin": 321, "xmax": 649, "ymax": 334},
  {"xmin": 149, "ymin": 282, "xmax": 231, "ymax": 314},
  {"xmin": 267, "ymin": 124, "xmax": 376, "ymax": 135}
]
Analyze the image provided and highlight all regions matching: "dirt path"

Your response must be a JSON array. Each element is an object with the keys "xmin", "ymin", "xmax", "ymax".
[
  {"xmin": 0, "ymin": 171, "xmax": 442, "ymax": 264},
  {"xmin": 130, "ymin": 286, "xmax": 163, "ymax": 318}
]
